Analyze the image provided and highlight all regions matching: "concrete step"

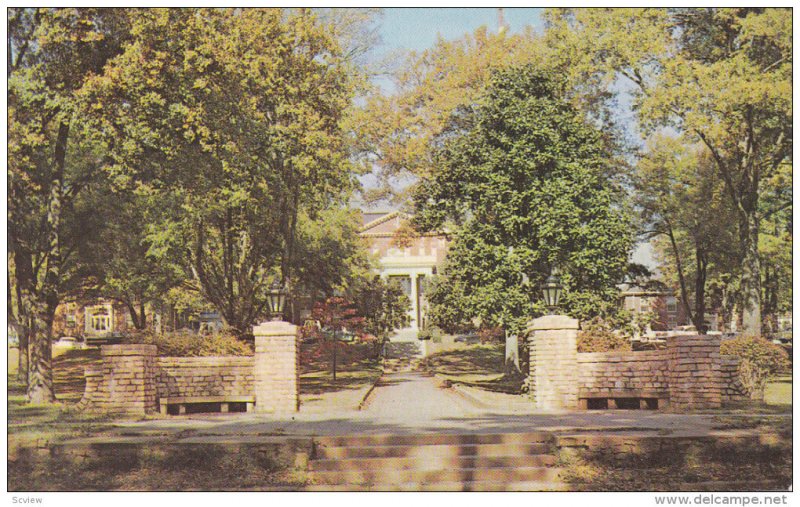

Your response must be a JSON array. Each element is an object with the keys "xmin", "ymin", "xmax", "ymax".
[
  {"xmin": 309, "ymin": 466, "xmax": 563, "ymax": 485},
  {"xmin": 315, "ymin": 431, "xmax": 554, "ymax": 447},
  {"xmin": 305, "ymin": 480, "xmax": 570, "ymax": 492},
  {"xmin": 309, "ymin": 454, "xmax": 557, "ymax": 471},
  {"xmin": 315, "ymin": 442, "xmax": 553, "ymax": 460}
]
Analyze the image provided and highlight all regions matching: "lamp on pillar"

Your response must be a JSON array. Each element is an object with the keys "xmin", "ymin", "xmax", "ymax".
[
  {"xmin": 540, "ymin": 270, "xmax": 563, "ymax": 315},
  {"xmin": 267, "ymin": 281, "xmax": 287, "ymax": 321}
]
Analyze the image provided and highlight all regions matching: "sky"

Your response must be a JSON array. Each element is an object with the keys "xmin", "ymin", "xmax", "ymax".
[{"xmin": 379, "ymin": 7, "xmax": 543, "ymax": 53}]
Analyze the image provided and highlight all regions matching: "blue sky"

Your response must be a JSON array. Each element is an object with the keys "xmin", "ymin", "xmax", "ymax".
[{"xmin": 379, "ymin": 8, "xmax": 543, "ymax": 53}]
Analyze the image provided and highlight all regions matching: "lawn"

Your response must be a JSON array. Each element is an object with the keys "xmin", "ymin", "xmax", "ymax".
[
  {"xmin": 420, "ymin": 343, "xmax": 525, "ymax": 394},
  {"xmin": 765, "ymin": 374, "xmax": 792, "ymax": 406}
]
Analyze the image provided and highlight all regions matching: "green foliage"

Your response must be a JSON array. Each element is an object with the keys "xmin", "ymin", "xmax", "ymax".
[
  {"xmin": 577, "ymin": 317, "xmax": 632, "ymax": 353},
  {"xmin": 416, "ymin": 66, "xmax": 634, "ymax": 334},
  {"xmin": 720, "ymin": 335, "xmax": 790, "ymax": 399},
  {"xmin": 543, "ymin": 8, "xmax": 792, "ymax": 335},
  {"xmin": 130, "ymin": 330, "xmax": 253, "ymax": 357},
  {"xmin": 80, "ymin": 9, "xmax": 360, "ymax": 336},
  {"xmin": 349, "ymin": 276, "xmax": 411, "ymax": 341}
]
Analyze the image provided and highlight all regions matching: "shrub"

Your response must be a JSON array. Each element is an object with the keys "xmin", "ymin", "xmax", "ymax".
[
  {"xmin": 720, "ymin": 335, "xmax": 790, "ymax": 400},
  {"xmin": 126, "ymin": 330, "xmax": 253, "ymax": 357},
  {"xmin": 577, "ymin": 317, "xmax": 632, "ymax": 353}
]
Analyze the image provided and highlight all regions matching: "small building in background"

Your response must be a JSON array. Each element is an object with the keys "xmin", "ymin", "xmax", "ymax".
[
  {"xmin": 359, "ymin": 211, "xmax": 449, "ymax": 334},
  {"xmin": 619, "ymin": 285, "xmax": 692, "ymax": 333}
]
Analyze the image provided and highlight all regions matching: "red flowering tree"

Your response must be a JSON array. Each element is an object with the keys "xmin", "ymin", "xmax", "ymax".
[{"xmin": 310, "ymin": 296, "xmax": 366, "ymax": 380}]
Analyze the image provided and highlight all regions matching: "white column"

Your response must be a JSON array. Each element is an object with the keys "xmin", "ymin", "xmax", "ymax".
[{"xmin": 410, "ymin": 272, "xmax": 419, "ymax": 329}]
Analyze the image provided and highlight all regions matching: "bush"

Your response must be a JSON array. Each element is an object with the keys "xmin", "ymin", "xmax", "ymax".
[
  {"xmin": 126, "ymin": 330, "xmax": 253, "ymax": 357},
  {"xmin": 577, "ymin": 317, "xmax": 632, "ymax": 353},
  {"xmin": 720, "ymin": 335, "xmax": 790, "ymax": 400}
]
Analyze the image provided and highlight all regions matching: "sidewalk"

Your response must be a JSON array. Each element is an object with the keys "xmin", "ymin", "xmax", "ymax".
[{"xmin": 80, "ymin": 371, "xmax": 790, "ymax": 441}]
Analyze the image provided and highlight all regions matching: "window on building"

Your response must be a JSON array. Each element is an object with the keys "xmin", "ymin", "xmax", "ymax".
[
  {"xmin": 85, "ymin": 305, "xmax": 113, "ymax": 334},
  {"xmin": 666, "ymin": 297, "xmax": 677, "ymax": 313}
]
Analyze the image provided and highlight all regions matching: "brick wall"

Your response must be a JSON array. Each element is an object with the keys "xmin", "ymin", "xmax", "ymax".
[
  {"xmin": 529, "ymin": 321, "xmax": 733, "ymax": 411},
  {"xmin": 84, "ymin": 344, "xmax": 158, "ymax": 416},
  {"xmin": 666, "ymin": 335, "xmax": 722, "ymax": 409},
  {"xmin": 81, "ymin": 324, "xmax": 301, "ymax": 416},
  {"xmin": 720, "ymin": 354, "xmax": 748, "ymax": 402},
  {"xmin": 253, "ymin": 321, "xmax": 300, "ymax": 413},
  {"xmin": 577, "ymin": 350, "xmax": 669, "ymax": 398},
  {"xmin": 527, "ymin": 315, "xmax": 580, "ymax": 410},
  {"xmin": 155, "ymin": 356, "xmax": 254, "ymax": 399}
]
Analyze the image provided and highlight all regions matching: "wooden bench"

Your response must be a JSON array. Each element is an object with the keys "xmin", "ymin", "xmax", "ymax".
[
  {"xmin": 578, "ymin": 390, "xmax": 669, "ymax": 410},
  {"xmin": 159, "ymin": 395, "xmax": 255, "ymax": 415}
]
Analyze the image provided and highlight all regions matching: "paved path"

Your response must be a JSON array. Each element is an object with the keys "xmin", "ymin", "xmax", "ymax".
[{"xmin": 361, "ymin": 372, "xmax": 478, "ymax": 420}]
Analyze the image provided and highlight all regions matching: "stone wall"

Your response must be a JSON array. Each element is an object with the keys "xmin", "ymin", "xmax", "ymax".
[
  {"xmin": 86, "ymin": 344, "xmax": 158, "ymax": 416},
  {"xmin": 155, "ymin": 356, "xmax": 254, "ymax": 399},
  {"xmin": 720, "ymin": 354, "xmax": 748, "ymax": 402},
  {"xmin": 529, "ymin": 319, "xmax": 736, "ymax": 411},
  {"xmin": 666, "ymin": 335, "xmax": 722, "ymax": 409},
  {"xmin": 577, "ymin": 350, "xmax": 669, "ymax": 398},
  {"xmin": 253, "ymin": 321, "xmax": 300, "ymax": 413},
  {"xmin": 527, "ymin": 315, "xmax": 579, "ymax": 410},
  {"xmin": 81, "ymin": 321, "xmax": 300, "ymax": 415}
]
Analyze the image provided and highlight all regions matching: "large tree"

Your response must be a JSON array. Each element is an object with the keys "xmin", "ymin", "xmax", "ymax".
[
  {"xmin": 543, "ymin": 8, "xmax": 792, "ymax": 335},
  {"xmin": 8, "ymin": 8, "xmax": 131, "ymax": 402},
  {"xmin": 414, "ymin": 66, "xmax": 634, "ymax": 369},
  {"xmin": 81, "ymin": 9, "xmax": 360, "ymax": 336},
  {"xmin": 354, "ymin": 25, "xmax": 543, "ymax": 203}
]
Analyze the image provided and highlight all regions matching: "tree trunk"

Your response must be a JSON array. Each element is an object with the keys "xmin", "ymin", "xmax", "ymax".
[
  {"xmin": 739, "ymin": 211, "xmax": 762, "ymax": 336},
  {"xmin": 17, "ymin": 323, "xmax": 29, "ymax": 384},
  {"xmin": 693, "ymin": 248, "xmax": 708, "ymax": 334},
  {"xmin": 504, "ymin": 330, "xmax": 520, "ymax": 376},
  {"xmin": 27, "ymin": 119, "xmax": 69, "ymax": 404},
  {"xmin": 666, "ymin": 223, "xmax": 695, "ymax": 326},
  {"xmin": 27, "ymin": 299, "xmax": 55, "ymax": 404}
]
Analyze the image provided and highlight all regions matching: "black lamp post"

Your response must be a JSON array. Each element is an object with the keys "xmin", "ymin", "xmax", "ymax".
[
  {"xmin": 541, "ymin": 270, "xmax": 563, "ymax": 315},
  {"xmin": 267, "ymin": 281, "xmax": 287, "ymax": 321}
]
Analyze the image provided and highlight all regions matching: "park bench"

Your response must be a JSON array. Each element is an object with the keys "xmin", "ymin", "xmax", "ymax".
[
  {"xmin": 578, "ymin": 389, "xmax": 669, "ymax": 410},
  {"xmin": 159, "ymin": 395, "xmax": 255, "ymax": 415}
]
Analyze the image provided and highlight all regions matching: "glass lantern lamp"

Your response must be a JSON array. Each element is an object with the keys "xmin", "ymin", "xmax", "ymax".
[
  {"xmin": 541, "ymin": 270, "xmax": 563, "ymax": 315},
  {"xmin": 267, "ymin": 281, "xmax": 287, "ymax": 321}
]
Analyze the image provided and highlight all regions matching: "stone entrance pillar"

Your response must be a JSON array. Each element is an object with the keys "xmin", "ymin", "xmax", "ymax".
[
  {"xmin": 253, "ymin": 321, "xmax": 300, "ymax": 413},
  {"xmin": 99, "ymin": 344, "xmax": 158, "ymax": 416},
  {"xmin": 527, "ymin": 315, "xmax": 579, "ymax": 410}
]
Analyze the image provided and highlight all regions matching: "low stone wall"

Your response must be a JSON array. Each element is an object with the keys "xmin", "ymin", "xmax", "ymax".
[
  {"xmin": 156, "ymin": 356, "xmax": 254, "ymax": 399},
  {"xmin": 529, "ymin": 316, "xmax": 735, "ymax": 411},
  {"xmin": 81, "ymin": 321, "xmax": 300, "ymax": 416},
  {"xmin": 720, "ymin": 354, "xmax": 748, "ymax": 402},
  {"xmin": 578, "ymin": 350, "xmax": 669, "ymax": 398}
]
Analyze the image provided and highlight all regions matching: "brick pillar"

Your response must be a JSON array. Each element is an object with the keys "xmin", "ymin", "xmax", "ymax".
[
  {"xmin": 253, "ymin": 321, "xmax": 299, "ymax": 413},
  {"xmin": 527, "ymin": 315, "xmax": 579, "ymax": 410},
  {"xmin": 667, "ymin": 335, "xmax": 722, "ymax": 410},
  {"xmin": 99, "ymin": 344, "xmax": 158, "ymax": 416}
]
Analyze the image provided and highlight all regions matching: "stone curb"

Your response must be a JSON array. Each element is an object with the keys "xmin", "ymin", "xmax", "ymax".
[{"xmin": 357, "ymin": 370, "xmax": 385, "ymax": 411}]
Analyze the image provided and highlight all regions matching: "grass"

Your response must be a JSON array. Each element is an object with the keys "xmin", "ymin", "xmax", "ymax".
[
  {"xmin": 559, "ymin": 436, "xmax": 792, "ymax": 491},
  {"xmin": 420, "ymin": 343, "xmax": 525, "ymax": 394},
  {"xmin": 765, "ymin": 374, "xmax": 792, "ymax": 406}
]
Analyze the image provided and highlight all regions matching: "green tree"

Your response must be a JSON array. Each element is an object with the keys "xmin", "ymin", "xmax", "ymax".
[
  {"xmin": 349, "ymin": 276, "xmax": 411, "ymax": 356},
  {"xmin": 354, "ymin": 25, "xmax": 543, "ymax": 203},
  {"xmin": 415, "ymin": 66, "xmax": 634, "ymax": 355},
  {"xmin": 543, "ymin": 8, "xmax": 792, "ymax": 335},
  {"xmin": 81, "ymin": 9, "xmax": 359, "ymax": 337},
  {"xmin": 635, "ymin": 136, "xmax": 738, "ymax": 333},
  {"xmin": 8, "ymin": 8, "xmax": 131, "ymax": 402}
]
